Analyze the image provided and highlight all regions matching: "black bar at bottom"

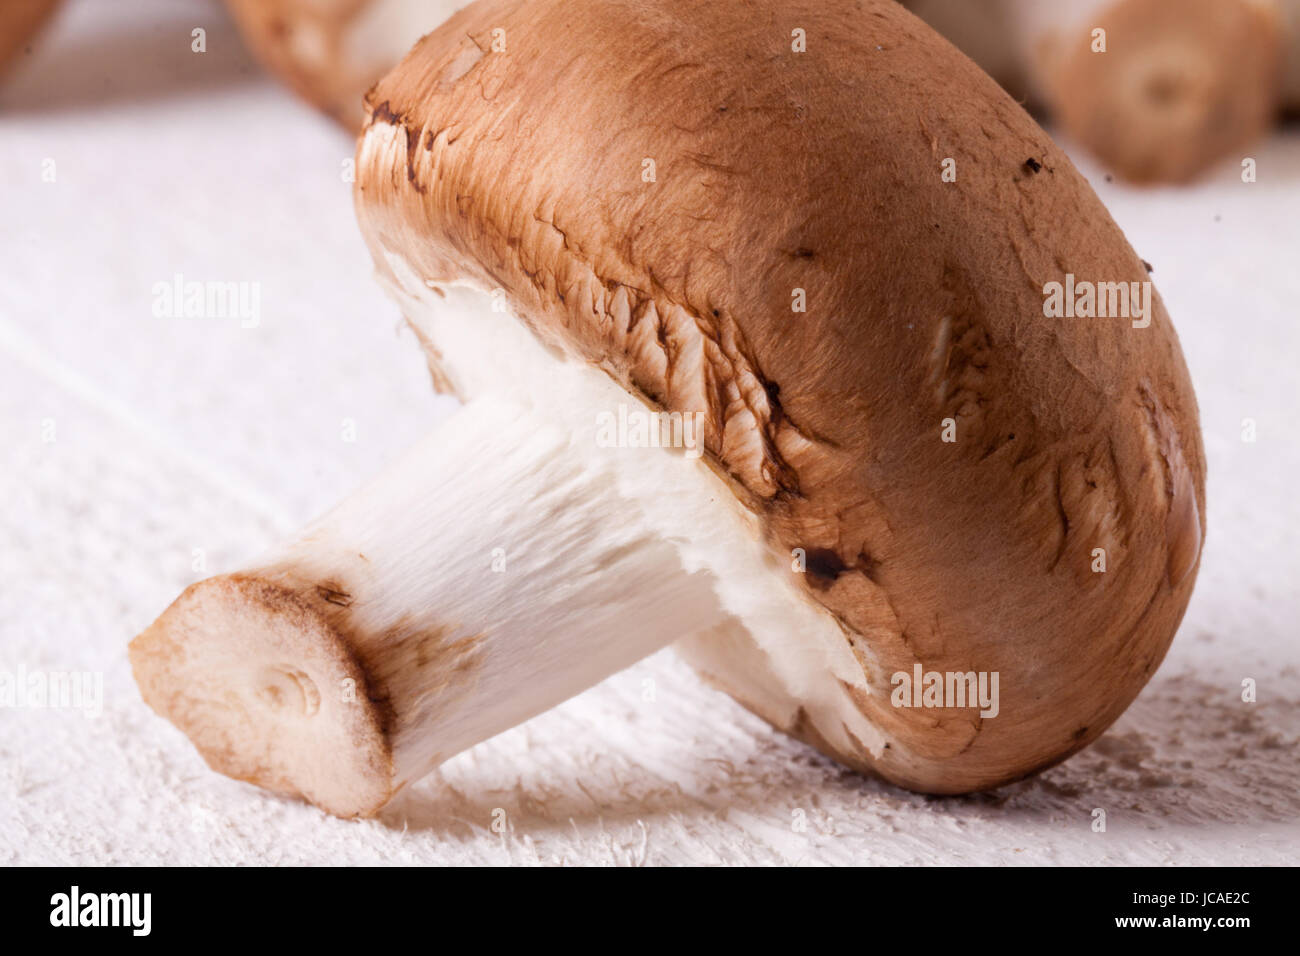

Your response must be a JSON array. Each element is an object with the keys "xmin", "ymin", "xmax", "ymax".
[{"xmin": 2, "ymin": 865, "xmax": 1283, "ymax": 941}]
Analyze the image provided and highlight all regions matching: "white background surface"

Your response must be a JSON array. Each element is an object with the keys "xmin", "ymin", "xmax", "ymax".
[{"xmin": 1, "ymin": 0, "xmax": 1297, "ymax": 865}]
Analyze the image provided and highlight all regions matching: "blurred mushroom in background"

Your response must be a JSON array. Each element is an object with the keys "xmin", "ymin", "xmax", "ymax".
[
  {"xmin": 906, "ymin": 0, "xmax": 1300, "ymax": 183},
  {"xmin": 224, "ymin": 0, "xmax": 470, "ymax": 127}
]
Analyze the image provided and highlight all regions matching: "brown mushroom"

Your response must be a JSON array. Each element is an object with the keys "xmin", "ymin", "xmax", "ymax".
[
  {"xmin": 223, "ymin": 0, "xmax": 469, "ymax": 126},
  {"xmin": 132, "ymin": 0, "xmax": 1205, "ymax": 817},
  {"xmin": 907, "ymin": 0, "xmax": 1295, "ymax": 183}
]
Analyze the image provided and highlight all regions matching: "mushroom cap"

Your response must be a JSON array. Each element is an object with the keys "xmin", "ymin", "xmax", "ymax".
[
  {"xmin": 1045, "ymin": 0, "xmax": 1282, "ymax": 183},
  {"xmin": 354, "ymin": 0, "xmax": 1205, "ymax": 793},
  {"xmin": 0, "ymin": 0, "xmax": 62, "ymax": 77}
]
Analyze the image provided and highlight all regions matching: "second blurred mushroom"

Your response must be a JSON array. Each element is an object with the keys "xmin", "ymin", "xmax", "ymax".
[
  {"xmin": 224, "ymin": 0, "xmax": 470, "ymax": 127},
  {"xmin": 907, "ymin": 0, "xmax": 1300, "ymax": 183}
]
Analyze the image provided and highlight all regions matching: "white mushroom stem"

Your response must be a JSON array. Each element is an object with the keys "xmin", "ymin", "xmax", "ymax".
[
  {"xmin": 131, "ymin": 280, "xmax": 885, "ymax": 816},
  {"xmin": 261, "ymin": 394, "xmax": 737, "ymax": 775},
  {"xmin": 132, "ymin": 394, "xmax": 737, "ymax": 815}
]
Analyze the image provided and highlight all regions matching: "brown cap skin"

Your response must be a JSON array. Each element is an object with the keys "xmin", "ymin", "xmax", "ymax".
[
  {"xmin": 355, "ymin": 0, "xmax": 1205, "ymax": 793},
  {"xmin": 0, "ymin": 0, "xmax": 61, "ymax": 77},
  {"xmin": 1045, "ymin": 0, "xmax": 1282, "ymax": 184}
]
